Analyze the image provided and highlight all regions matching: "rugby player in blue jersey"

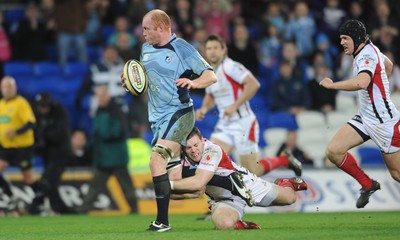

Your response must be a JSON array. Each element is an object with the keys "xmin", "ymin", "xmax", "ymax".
[{"xmin": 121, "ymin": 9, "xmax": 217, "ymax": 232}]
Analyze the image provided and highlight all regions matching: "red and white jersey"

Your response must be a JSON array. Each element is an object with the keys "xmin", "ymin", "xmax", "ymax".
[
  {"xmin": 183, "ymin": 139, "xmax": 274, "ymax": 203},
  {"xmin": 182, "ymin": 139, "xmax": 243, "ymax": 177},
  {"xmin": 354, "ymin": 42, "xmax": 399, "ymax": 124},
  {"xmin": 206, "ymin": 57, "xmax": 254, "ymax": 120}
]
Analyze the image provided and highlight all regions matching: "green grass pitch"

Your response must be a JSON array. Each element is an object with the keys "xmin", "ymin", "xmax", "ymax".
[{"xmin": 0, "ymin": 211, "xmax": 399, "ymax": 240}]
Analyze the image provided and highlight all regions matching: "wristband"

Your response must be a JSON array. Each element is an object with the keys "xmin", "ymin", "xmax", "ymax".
[{"xmin": 169, "ymin": 180, "xmax": 174, "ymax": 190}]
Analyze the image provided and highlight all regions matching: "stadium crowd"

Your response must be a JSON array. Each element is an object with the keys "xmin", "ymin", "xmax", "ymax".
[{"xmin": 0, "ymin": 0, "xmax": 400, "ymax": 215}]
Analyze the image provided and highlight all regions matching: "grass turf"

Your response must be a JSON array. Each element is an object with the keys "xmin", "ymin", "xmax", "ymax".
[{"xmin": 0, "ymin": 211, "xmax": 399, "ymax": 240}]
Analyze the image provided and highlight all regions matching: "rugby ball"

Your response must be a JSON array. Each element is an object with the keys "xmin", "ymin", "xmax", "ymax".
[{"xmin": 123, "ymin": 59, "xmax": 148, "ymax": 96}]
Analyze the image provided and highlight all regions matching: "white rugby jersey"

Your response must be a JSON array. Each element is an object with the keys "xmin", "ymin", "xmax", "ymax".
[
  {"xmin": 183, "ymin": 139, "xmax": 267, "ymax": 202},
  {"xmin": 206, "ymin": 57, "xmax": 254, "ymax": 120},
  {"xmin": 354, "ymin": 42, "xmax": 399, "ymax": 124}
]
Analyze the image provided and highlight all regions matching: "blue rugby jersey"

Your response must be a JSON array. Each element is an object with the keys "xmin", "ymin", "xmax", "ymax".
[{"xmin": 140, "ymin": 33, "xmax": 212, "ymax": 123}]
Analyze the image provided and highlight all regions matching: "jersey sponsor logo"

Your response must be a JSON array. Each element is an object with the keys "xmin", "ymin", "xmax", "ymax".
[
  {"xmin": 201, "ymin": 161, "xmax": 215, "ymax": 167},
  {"xmin": 165, "ymin": 55, "xmax": 172, "ymax": 63},
  {"xmin": 206, "ymin": 155, "xmax": 211, "ymax": 161},
  {"xmin": 142, "ymin": 54, "xmax": 149, "ymax": 61}
]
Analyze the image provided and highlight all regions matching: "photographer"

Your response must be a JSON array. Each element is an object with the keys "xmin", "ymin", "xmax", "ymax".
[{"xmin": 29, "ymin": 92, "xmax": 73, "ymax": 215}]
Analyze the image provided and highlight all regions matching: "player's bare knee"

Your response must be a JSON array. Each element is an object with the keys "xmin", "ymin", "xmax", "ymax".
[{"xmin": 213, "ymin": 218, "xmax": 236, "ymax": 230}]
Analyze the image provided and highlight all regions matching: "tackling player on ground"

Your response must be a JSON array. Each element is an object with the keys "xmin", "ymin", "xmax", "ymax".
[{"xmin": 168, "ymin": 127, "xmax": 307, "ymax": 230}]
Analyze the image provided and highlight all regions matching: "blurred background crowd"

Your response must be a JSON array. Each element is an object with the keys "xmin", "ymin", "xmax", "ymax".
[{"xmin": 0, "ymin": 0, "xmax": 400, "ymax": 170}]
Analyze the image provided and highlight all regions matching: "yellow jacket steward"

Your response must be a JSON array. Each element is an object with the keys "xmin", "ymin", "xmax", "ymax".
[{"xmin": 0, "ymin": 95, "xmax": 36, "ymax": 148}]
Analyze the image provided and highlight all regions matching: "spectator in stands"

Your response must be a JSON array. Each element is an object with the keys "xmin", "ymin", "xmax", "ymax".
[
  {"xmin": 259, "ymin": 23, "xmax": 281, "ymax": 70},
  {"xmin": 28, "ymin": 92, "xmax": 73, "ymax": 215},
  {"xmin": 308, "ymin": 62, "xmax": 337, "ymax": 113},
  {"xmin": 11, "ymin": 3, "xmax": 50, "ymax": 61},
  {"xmin": 127, "ymin": 0, "xmax": 148, "ymax": 27},
  {"xmin": 367, "ymin": 1, "xmax": 398, "ymax": 40},
  {"xmin": 77, "ymin": 85, "xmax": 137, "ymax": 214},
  {"xmin": 315, "ymin": 32, "xmax": 339, "ymax": 71},
  {"xmin": 107, "ymin": 15, "xmax": 137, "ymax": 49},
  {"xmin": 228, "ymin": 22, "xmax": 259, "ymax": 76},
  {"xmin": 269, "ymin": 59, "xmax": 311, "ymax": 115},
  {"xmin": 276, "ymin": 131, "xmax": 314, "ymax": 166},
  {"xmin": 284, "ymin": 1, "xmax": 316, "ymax": 59},
  {"xmin": 0, "ymin": 76, "xmax": 36, "ymax": 216},
  {"xmin": 347, "ymin": 0, "xmax": 366, "ymax": 22},
  {"xmin": 84, "ymin": 0, "xmax": 104, "ymax": 46},
  {"xmin": 190, "ymin": 27, "xmax": 208, "ymax": 59},
  {"xmin": 320, "ymin": 0, "xmax": 347, "ymax": 44},
  {"xmin": 171, "ymin": 0, "xmax": 195, "ymax": 41},
  {"xmin": 0, "ymin": 11, "xmax": 11, "ymax": 78},
  {"xmin": 53, "ymin": 0, "xmax": 89, "ymax": 66},
  {"xmin": 115, "ymin": 31, "xmax": 140, "ymax": 62},
  {"xmin": 272, "ymin": 41, "xmax": 310, "ymax": 84},
  {"xmin": 101, "ymin": 0, "xmax": 130, "ymax": 25},
  {"xmin": 70, "ymin": 129, "xmax": 93, "ymax": 167},
  {"xmin": 195, "ymin": 0, "xmax": 241, "ymax": 43},
  {"xmin": 75, "ymin": 45, "xmax": 127, "ymax": 116},
  {"xmin": 374, "ymin": 25, "xmax": 398, "ymax": 54},
  {"xmin": 260, "ymin": 2, "xmax": 285, "ymax": 34}
]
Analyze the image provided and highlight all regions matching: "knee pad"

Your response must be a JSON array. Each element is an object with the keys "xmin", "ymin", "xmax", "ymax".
[{"xmin": 152, "ymin": 144, "xmax": 173, "ymax": 162}]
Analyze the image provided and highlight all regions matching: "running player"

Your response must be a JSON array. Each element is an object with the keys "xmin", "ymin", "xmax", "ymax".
[
  {"xmin": 121, "ymin": 9, "xmax": 217, "ymax": 232},
  {"xmin": 196, "ymin": 34, "xmax": 302, "ymax": 177},
  {"xmin": 319, "ymin": 19, "xmax": 400, "ymax": 208}
]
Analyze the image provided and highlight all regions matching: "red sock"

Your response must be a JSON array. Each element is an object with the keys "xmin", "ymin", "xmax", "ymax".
[
  {"xmin": 259, "ymin": 156, "xmax": 289, "ymax": 174},
  {"xmin": 338, "ymin": 152, "xmax": 372, "ymax": 189}
]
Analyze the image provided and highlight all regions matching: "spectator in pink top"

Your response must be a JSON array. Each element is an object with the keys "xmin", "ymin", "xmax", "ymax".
[{"xmin": 195, "ymin": 0, "xmax": 241, "ymax": 42}]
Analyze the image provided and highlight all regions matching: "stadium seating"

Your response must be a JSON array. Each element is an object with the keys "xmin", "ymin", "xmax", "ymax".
[
  {"xmin": 263, "ymin": 128, "xmax": 287, "ymax": 157},
  {"xmin": 336, "ymin": 93, "xmax": 358, "ymax": 114},
  {"xmin": 266, "ymin": 112, "xmax": 298, "ymax": 130},
  {"xmin": 296, "ymin": 111, "xmax": 328, "ymax": 168},
  {"xmin": 4, "ymin": 61, "xmax": 33, "ymax": 77},
  {"xmin": 357, "ymin": 146, "xmax": 385, "ymax": 167},
  {"xmin": 34, "ymin": 62, "xmax": 63, "ymax": 77},
  {"xmin": 63, "ymin": 62, "xmax": 90, "ymax": 78}
]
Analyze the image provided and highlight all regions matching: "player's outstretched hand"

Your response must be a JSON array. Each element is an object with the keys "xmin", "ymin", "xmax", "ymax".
[
  {"xmin": 195, "ymin": 109, "xmax": 206, "ymax": 121},
  {"xmin": 319, "ymin": 77, "xmax": 334, "ymax": 89}
]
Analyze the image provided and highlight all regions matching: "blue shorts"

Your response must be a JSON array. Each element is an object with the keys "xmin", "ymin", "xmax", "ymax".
[{"xmin": 150, "ymin": 106, "xmax": 195, "ymax": 146}]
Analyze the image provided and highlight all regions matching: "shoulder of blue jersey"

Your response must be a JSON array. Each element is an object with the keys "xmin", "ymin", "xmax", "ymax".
[{"xmin": 123, "ymin": 59, "xmax": 148, "ymax": 96}]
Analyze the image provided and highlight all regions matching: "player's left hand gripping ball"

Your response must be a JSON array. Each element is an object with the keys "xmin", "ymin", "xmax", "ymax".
[{"xmin": 123, "ymin": 59, "xmax": 148, "ymax": 96}]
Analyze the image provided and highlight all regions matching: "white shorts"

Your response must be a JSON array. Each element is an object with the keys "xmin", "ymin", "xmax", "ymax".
[
  {"xmin": 209, "ymin": 196, "xmax": 246, "ymax": 219},
  {"xmin": 206, "ymin": 170, "xmax": 278, "ymax": 215},
  {"xmin": 243, "ymin": 170, "xmax": 278, "ymax": 206},
  {"xmin": 348, "ymin": 114, "xmax": 400, "ymax": 153},
  {"xmin": 211, "ymin": 114, "xmax": 259, "ymax": 155}
]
